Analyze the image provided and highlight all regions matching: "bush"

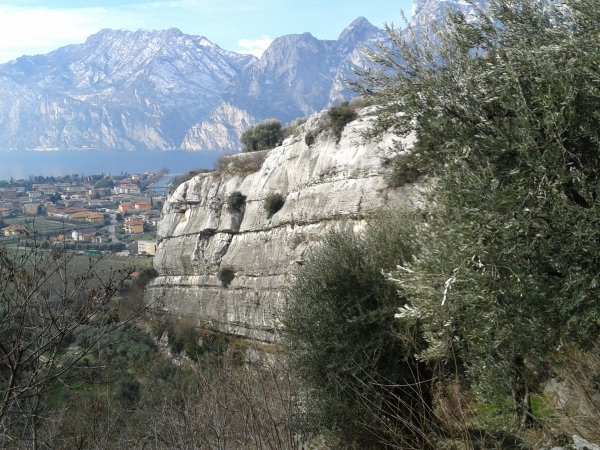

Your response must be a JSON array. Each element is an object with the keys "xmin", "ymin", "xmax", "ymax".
[
  {"xmin": 264, "ymin": 193, "xmax": 285, "ymax": 218},
  {"xmin": 282, "ymin": 117, "xmax": 307, "ymax": 140},
  {"xmin": 327, "ymin": 102, "xmax": 357, "ymax": 143},
  {"xmin": 240, "ymin": 119, "xmax": 283, "ymax": 152},
  {"xmin": 226, "ymin": 191, "xmax": 246, "ymax": 213},
  {"xmin": 360, "ymin": 0, "xmax": 600, "ymax": 428},
  {"xmin": 114, "ymin": 373, "xmax": 141, "ymax": 407},
  {"xmin": 215, "ymin": 152, "xmax": 268, "ymax": 177},
  {"xmin": 304, "ymin": 131, "xmax": 316, "ymax": 147},
  {"xmin": 173, "ymin": 169, "xmax": 210, "ymax": 187},
  {"xmin": 218, "ymin": 266, "xmax": 236, "ymax": 287},
  {"xmin": 388, "ymin": 153, "xmax": 423, "ymax": 187},
  {"xmin": 282, "ymin": 211, "xmax": 432, "ymax": 448}
]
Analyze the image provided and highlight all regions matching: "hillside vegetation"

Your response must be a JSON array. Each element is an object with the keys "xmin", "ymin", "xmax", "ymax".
[
  {"xmin": 284, "ymin": 0, "xmax": 600, "ymax": 447},
  {"xmin": 1, "ymin": 0, "xmax": 599, "ymax": 448}
]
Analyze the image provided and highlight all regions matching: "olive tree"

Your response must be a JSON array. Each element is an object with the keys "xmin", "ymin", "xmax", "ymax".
[
  {"xmin": 358, "ymin": 0, "xmax": 600, "ymax": 425},
  {"xmin": 283, "ymin": 212, "xmax": 433, "ymax": 448}
]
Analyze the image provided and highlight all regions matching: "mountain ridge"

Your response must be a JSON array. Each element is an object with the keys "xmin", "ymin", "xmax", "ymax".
[
  {"xmin": 0, "ymin": 1, "xmax": 486, "ymax": 152},
  {"xmin": 0, "ymin": 20, "xmax": 380, "ymax": 152}
]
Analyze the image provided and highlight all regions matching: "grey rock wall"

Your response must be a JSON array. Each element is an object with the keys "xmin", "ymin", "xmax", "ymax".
[{"xmin": 146, "ymin": 110, "xmax": 424, "ymax": 342}]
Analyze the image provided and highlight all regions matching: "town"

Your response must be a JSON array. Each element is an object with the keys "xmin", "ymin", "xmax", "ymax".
[{"xmin": 0, "ymin": 171, "xmax": 173, "ymax": 257}]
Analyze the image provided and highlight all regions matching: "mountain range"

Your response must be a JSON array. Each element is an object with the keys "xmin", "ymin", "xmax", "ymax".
[{"xmin": 0, "ymin": 0, "xmax": 482, "ymax": 152}]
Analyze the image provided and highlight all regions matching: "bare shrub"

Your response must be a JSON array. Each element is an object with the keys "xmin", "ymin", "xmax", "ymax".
[
  {"xmin": 0, "ymin": 231, "xmax": 142, "ymax": 446},
  {"xmin": 173, "ymin": 169, "xmax": 211, "ymax": 186},
  {"xmin": 145, "ymin": 356, "xmax": 304, "ymax": 450},
  {"xmin": 548, "ymin": 345, "xmax": 600, "ymax": 442},
  {"xmin": 348, "ymin": 96, "xmax": 370, "ymax": 110},
  {"xmin": 215, "ymin": 151, "xmax": 268, "ymax": 177},
  {"xmin": 282, "ymin": 117, "xmax": 308, "ymax": 139}
]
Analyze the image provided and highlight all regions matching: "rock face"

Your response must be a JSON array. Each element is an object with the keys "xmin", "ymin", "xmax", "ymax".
[
  {"xmin": 146, "ymin": 109, "xmax": 422, "ymax": 342},
  {"xmin": 181, "ymin": 103, "xmax": 254, "ymax": 152}
]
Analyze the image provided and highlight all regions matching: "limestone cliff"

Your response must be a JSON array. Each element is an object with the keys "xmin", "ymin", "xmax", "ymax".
[{"xmin": 146, "ymin": 110, "xmax": 422, "ymax": 343}]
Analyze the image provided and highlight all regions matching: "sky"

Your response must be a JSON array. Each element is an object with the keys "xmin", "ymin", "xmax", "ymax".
[{"xmin": 0, "ymin": 0, "xmax": 414, "ymax": 64}]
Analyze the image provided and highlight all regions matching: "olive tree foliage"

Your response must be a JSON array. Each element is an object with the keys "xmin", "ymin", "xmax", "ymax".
[
  {"xmin": 240, "ymin": 119, "xmax": 283, "ymax": 152},
  {"xmin": 283, "ymin": 212, "xmax": 433, "ymax": 448},
  {"xmin": 357, "ymin": 0, "xmax": 600, "ymax": 422},
  {"xmin": 0, "ymin": 233, "xmax": 136, "ymax": 445}
]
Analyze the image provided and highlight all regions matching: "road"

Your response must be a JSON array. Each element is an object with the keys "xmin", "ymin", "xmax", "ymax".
[{"xmin": 108, "ymin": 213, "xmax": 119, "ymax": 243}]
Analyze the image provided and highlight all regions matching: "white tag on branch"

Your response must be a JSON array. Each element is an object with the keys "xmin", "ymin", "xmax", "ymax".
[{"xmin": 442, "ymin": 268, "xmax": 459, "ymax": 306}]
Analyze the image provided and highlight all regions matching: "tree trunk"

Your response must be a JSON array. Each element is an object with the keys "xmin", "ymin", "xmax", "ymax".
[{"xmin": 513, "ymin": 356, "xmax": 534, "ymax": 427}]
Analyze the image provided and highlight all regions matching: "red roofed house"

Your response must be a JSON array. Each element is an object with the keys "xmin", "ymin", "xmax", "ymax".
[
  {"xmin": 124, "ymin": 216, "xmax": 144, "ymax": 234},
  {"xmin": 134, "ymin": 202, "xmax": 151, "ymax": 211},
  {"xmin": 118, "ymin": 203, "xmax": 133, "ymax": 213}
]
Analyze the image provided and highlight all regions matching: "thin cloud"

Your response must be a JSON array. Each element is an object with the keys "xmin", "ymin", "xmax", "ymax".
[
  {"xmin": 0, "ymin": 6, "xmax": 106, "ymax": 62},
  {"xmin": 237, "ymin": 35, "xmax": 273, "ymax": 57},
  {"xmin": 0, "ymin": 1, "xmax": 272, "ymax": 63}
]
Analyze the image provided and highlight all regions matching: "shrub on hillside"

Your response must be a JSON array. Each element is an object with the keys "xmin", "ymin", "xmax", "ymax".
[
  {"xmin": 240, "ymin": 119, "xmax": 283, "ymax": 152},
  {"xmin": 304, "ymin": 130, "xmax": 316, "ymax": 147},
  {"xmin": 282, "ymin": 117, "xmax": 308, "ymax": 139},
  {"xmin": 327, "ymin": 102, "xmax": 357, "ymax": 142},
  {"xmin": 218, "ymin": 266, "xmax": 236, "ymax": 287},
  {"xmin": 283, "ymin": 211, "xmax": 432, "ymax": 448},
  {"xmin": 388, "ymin": 153, "xmax": 423, "ymax": 187},
  {"xmin": 264, "ymin": 193, "xmax": 285, "ymax": 218},
  {"xmin": 114, "ymin": 373, "xmax": 141, "ymax": 407},
  {"xmin": 226, "ymin": 191, "xmax": 246, "ymax": 213},
  {"xmin": 173, "ymin": 169, "xmax": 210, "ymax": 187},
  {"xmin": 215, "ymin": 152, "xmax": 268, "ymax": 177}
]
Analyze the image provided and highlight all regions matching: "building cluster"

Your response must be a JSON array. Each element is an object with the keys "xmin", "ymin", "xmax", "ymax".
[{"xmin": 0, "ymin": 172, "xmax": 163, "ymax": 256}]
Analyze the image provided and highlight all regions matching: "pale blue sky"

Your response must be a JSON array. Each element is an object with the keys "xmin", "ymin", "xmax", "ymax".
[{"xmin": 0, "ymin": 0, "xmax": 414, "ymax": 63}]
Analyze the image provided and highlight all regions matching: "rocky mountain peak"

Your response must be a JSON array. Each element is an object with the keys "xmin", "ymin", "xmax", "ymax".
[
  {"xmin": 410, "ymin": 0, "xmax": 487, "ymax": 31},
  {"xmin": 256, "ymin": 32, "xmax": 323, "ymax": 68},
  {"xmin": 338, "ymin": 16, "xmax": 379, "ymax": 42}
]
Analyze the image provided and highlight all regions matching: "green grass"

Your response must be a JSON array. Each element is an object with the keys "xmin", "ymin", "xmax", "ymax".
[
  {"xmin": 530, "ymin": 394, "xmax": 553, "ymax": 420},
  {"xmin": 4, "ymin": 216, "xmax": 76, "ymax": 231},
  {"xmin": 68, "ymin": 253, "xmax": 153, "ymax": 275}
]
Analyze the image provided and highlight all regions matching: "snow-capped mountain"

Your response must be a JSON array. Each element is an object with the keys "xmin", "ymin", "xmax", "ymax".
[
  {"xmin": 410, "ymin": 0, "xmax": 488, "ymax": 33},
  {"xmin": 0, "ymin": 28, "xmax": 255, "ymax": 151},
  {"xmin": 0, "ymin": 1, "xmax": 486, "ymax": 152}
]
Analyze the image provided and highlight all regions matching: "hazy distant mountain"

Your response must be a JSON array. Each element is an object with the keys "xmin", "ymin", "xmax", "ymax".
[
  {"xmin": 0, "ymin": 28, "xmax": 255, "ymax": 151},
  {"xmin": 0, "ymin": 1, "xmax": 486, "ymax": 152},
  {"xmin": 225, "ymin": 17, "xmax": 384, "ymax": 123}
]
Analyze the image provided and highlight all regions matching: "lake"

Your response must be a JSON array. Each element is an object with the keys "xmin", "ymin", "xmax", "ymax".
[{"xmin": 0, "ymin": 150, "xmax": 231, "ymax": 181}]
